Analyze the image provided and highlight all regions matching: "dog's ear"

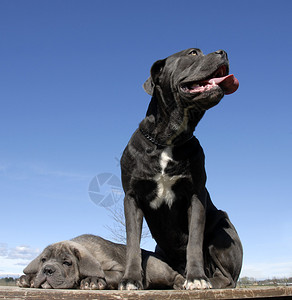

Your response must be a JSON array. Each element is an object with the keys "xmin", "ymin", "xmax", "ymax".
[
  {"xmin": 74, "ymin": 247, "xmax": 105, "ymax": 278},
  {"xmin": 143, "ymin": 77, "xmax": 154, "ymax": 95},
  {"xmin": 143, "ymin": 59, "xmax": 166, "ymax": 95}
]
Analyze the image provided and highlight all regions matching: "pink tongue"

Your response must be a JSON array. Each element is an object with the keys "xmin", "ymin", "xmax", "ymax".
[{"xmin": 209, "ymin": 74, "xmax": 239, "ymax": 95}]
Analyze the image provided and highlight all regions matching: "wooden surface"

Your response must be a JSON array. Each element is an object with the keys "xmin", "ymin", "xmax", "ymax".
[{"xmin": 0, "ymin": 286, "xmax": 291, "ymax": 300}]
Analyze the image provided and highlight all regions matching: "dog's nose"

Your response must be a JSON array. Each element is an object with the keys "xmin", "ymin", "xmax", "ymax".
[
  {"xmin": 43, "ymin": 265, "xmax": 56, "ymax": 276},
  {"xmin": 215, "ymin": 50, "xmax": 228, "ymax": 59}
]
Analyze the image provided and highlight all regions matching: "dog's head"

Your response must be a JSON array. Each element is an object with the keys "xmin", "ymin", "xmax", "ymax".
[
  {"xmin": 23, "ymin": 241, "xmax": 103, "ymax": 289},
  {"xmin": 143, "ymin": 48, "xmax": 239, "ymax": 112}
]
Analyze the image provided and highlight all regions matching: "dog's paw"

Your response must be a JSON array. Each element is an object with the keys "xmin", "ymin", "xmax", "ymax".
[
  {"xmin": 17, "ymin": 275, "xmax": 35, "ymax": 288},
  {"xmin": 183, "ymin": 278, "xmax": 212, "ymax": 290},
  {"xmin": 118, "ymin": 278, "xmax": 143, "ymax": 290},
  {"xmin": 80, "ymin": 276, "xmax": 107, "ymax": 290},
  {"xmin": 173, "ymin": 274, "xmax": 185, "ymax": 290}
]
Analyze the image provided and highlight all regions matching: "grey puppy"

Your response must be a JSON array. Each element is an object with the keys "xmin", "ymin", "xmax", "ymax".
[{"xmin": 18, "ymin": 234, "xmax": 184, "ymax": 290}]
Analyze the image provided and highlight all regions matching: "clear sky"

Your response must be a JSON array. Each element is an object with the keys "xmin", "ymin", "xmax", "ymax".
[{"xmin": 0, "ymin": 0, "xmax": 291, "ymax": 280}]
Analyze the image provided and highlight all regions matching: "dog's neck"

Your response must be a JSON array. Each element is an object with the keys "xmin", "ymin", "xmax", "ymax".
[{"xmin": 140, "ymin": 93, "xmax": 205, "ymax": 147}]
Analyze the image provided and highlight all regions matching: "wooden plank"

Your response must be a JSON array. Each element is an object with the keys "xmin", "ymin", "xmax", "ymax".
[{"xmin": 0, "ymin": 286, "xmax": 291, "ymax": 300}]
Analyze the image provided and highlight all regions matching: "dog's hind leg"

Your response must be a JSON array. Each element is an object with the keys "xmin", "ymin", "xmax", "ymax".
[
  {"xmin": 206, "ymin": 245, "xmax": 236, "ymax": 288},
  {"xmin": 205, "ymin": 214, "xmax": 243, "ymax": 289},
  {"xmin": 208, "ymin": 267, "xmax": 234, "ymax": 289}
]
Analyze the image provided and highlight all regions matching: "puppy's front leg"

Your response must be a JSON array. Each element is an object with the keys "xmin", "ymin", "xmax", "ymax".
[
  {"xmin": 184, "ymin": 193, "xmax": 212, "ymax": 290},
  {"xmin": 119, "ymin": 192, "xmax": 144, "ymax": 290}
]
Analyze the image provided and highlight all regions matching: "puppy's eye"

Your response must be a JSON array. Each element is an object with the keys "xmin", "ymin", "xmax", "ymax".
[
  {"xmin": 41, "ymin": 258, "xmax": 46, "ymax": 263},
  {"xmin": 63, "ymin": 261, "xmax": 72, "ymax": 266},
  {"xmin": 189, "ymin": 50, "xmax": 197, "ymax": 56}
]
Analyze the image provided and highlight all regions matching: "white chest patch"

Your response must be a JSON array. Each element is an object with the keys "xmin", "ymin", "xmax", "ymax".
[{"xmin": 150, "ymin": 147, "xmax": 183, "ymax": 210}]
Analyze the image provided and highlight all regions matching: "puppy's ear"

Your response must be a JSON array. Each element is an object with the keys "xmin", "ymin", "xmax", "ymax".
[
  {"xmin": 74, "ymin": 247, "xmax": 105, "ymax": 278},
  {"xmin": 143, "ymin": 59, "xmax": 166, "ymax": 96}
]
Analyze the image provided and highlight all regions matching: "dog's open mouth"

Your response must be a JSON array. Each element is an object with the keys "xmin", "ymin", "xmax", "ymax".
[{"xmin": 181, "ymin": 65, "xmax": 239, "ymax": 95}]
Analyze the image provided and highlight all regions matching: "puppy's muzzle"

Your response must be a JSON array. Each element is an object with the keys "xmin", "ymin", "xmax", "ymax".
[{"xmin": 43, "ymin": 265, "xmax": 56, "ymax": 276}]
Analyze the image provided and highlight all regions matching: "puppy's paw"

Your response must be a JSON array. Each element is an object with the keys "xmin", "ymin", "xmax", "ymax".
[
  {"xmin": 80, "ymin": 276, "xmax": 107, "ymax": 290},
  {"xmin": 118, "ymin": 278, "xmax": 143, "ymax": 290},
  {"xmin": 173, "ymin": 274, "xmax": 185, "ymax": 290},
  {"xmin": 183, "ymin": 278, "xmax": 212, "ymax": 290},
  {"xmin": 17, "ymin": 275, "xmax": 35, "ymax": 288}
]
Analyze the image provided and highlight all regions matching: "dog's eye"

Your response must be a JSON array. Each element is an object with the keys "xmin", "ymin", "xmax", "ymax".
[
  {"xmin": 63, "ymin": 261, "xmax": 72, "ymax": 266},
  {"xmin": 41, "ymin": 258, "xmax": 46, "ymax": 263},
  {"xmin": 189, "ymin": 50, "xmax": 198, "ymax": 56}
]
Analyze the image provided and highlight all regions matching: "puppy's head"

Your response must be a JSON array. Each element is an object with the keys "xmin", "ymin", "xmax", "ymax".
[
  {"xmin": 144, "ymin": 48, "xmax": 239, "ymax": 112},
  {"xmin": 23, "ymin": 241, "xmax": 102, "ymax": 289}
]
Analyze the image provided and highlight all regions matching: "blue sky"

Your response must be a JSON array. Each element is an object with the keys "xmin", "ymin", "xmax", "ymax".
[{"xmin": 0, "ymin": 0, "xmax": 291, "ymax": 280}]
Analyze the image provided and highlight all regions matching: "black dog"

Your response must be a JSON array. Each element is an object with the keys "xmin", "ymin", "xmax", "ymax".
[{"xmin": 119, "ymin": 48, "xmax": 243, "ymax": 290}]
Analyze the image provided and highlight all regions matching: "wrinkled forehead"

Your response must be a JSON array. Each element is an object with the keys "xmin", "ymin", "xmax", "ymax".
[{"xmin": 43, "ymin": 243, "xmax": 73, "ymax": 258}]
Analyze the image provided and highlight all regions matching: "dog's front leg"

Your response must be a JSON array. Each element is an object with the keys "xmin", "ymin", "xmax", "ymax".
[
  {"xmin": 119, "ymin": 192, "xmax": 144, "ymax": 290},
  {"xmin": 184, "ymin": 193, "xmax": 212, "ymax": 290}
]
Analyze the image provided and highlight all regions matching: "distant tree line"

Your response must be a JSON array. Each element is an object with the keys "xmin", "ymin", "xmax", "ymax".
[
  {"xmin": 238, "ymin": 276, "xmax": 292, "ymax": 287},
  {"xmin": 0, "ymin": 277, "xmax": 17, "ymax": 286}
]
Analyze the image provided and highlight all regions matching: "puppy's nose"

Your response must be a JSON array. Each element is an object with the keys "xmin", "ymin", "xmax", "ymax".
[
  {"xmin": 43, "ymin": 265, "xmax": 56, "ymax": 276},
  {"xmin": 215, "ymin": 50, "xmax": 228, "ymax": 59}
]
